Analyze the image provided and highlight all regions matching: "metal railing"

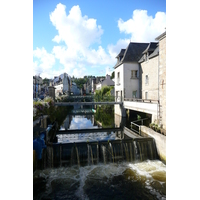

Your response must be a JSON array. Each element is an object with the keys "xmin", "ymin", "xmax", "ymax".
[
  {"xmin": 124, "ymin": 98, "xmax": 159, "ymax": 104},
  {"xmin": 130, "ymin": 118, "xmax": 149, "ymax": 135}
]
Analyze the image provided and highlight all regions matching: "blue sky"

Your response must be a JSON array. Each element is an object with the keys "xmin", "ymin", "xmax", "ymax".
[{"xmin": 33, "ymin": 0, "xmax": 166, "ymax": 79}]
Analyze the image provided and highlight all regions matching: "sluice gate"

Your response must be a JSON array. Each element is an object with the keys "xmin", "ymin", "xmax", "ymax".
[{"xmin": 45, "ymin": 138, "xmax": 158, "ymax": 168}]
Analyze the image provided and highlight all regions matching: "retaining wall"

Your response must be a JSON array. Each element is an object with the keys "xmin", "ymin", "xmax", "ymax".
[{"xmin": 141, "ymin": 126, "xmax": 166, "ymax": 164}]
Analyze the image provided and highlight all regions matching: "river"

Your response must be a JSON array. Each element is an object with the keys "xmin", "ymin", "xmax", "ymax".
[{"xmin": 33, "ymin": 107, "xmax": 166, "ymax": 200}]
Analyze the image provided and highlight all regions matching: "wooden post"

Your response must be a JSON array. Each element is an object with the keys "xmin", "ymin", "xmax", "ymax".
[{"xmin": 33, "ymin": 150, "xmax": 37, "ymax": 172}]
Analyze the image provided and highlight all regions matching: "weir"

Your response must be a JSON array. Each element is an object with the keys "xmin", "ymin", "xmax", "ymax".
[{"xmin": 45, "ymin": 137, "xmax": 158, "ymax": 168}]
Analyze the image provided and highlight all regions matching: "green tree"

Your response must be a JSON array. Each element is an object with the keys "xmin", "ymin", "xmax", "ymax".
[{"xmin": 111, "ymin": 71, "xmax": 115, "ymax": 79}]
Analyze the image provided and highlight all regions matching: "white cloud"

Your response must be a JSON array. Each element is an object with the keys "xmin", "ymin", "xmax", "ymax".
[
  {"xmin": 118, "ymin": 10, "xmax": 166, "ymax": 42},
  {"xmin": 48, "ymin": 3, "xmax": 115, "ymax": 77},
  {"xmin": 33, "ymin": 5, "xmax": 166, "ymax": 79},
  {"xmin": 107, "ymin": 39, "xmax": 130, "ymax": 60},
  {"xmin": 105, "ymin": 66, "xmax": 113, "ymax": 76},
  {"xmin": 33, "ymin": 47, "xmax": 55, "ymax": 78},
  {"xmin": 50, "ymin": 4, "xmax": 103, "ymax": 48}
]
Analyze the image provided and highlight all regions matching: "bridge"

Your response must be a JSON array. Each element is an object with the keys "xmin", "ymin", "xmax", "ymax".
[
  {"xmin": 55, "ymin": 101, "xmax": 122, "ymax": 106},
  {"xmin": 115, "ymin": 98, "xmax": 159, "ymax": 123},
  {"xmin": 55, "ymin": 95, "xmax": 123, "ymax": 106},
  {"xmin": 52, "ymin": 89, "xmax": 159, "ymax": 123}
]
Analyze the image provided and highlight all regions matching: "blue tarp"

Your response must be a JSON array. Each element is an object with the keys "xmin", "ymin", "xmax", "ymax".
[{"xmin": 33, "ymin": 131, "xmax": 46, "ymax": 160}]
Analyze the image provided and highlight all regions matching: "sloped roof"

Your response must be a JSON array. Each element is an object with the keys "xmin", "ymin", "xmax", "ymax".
[
  {"xmin": 138, "ymin": 43, "xmax": 159, "ymax": 63},
  {"xmin": 155, "ymin": 31, "xmax": 166, "ymax": 41},
  {"xmin": 142, "ymin": 42, "xmax": 158, "ymax": 54},
  {"xmin": 149, "ymin": 46, "xmax": 159, "ymax": 59},
  {"xmin": 114, "ymin": 42, "xmax": 149, "ymax": 69},
  {"xmin": 54, "ymin": 73, "xmax": 69, "ymax": 83},
  {"xmin": 116, "ymin": 49, "xmax": 126, "ymax": 58}
]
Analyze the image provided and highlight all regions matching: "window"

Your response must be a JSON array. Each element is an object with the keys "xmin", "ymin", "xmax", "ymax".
[
  {"xmin": 131, "ymin": 70, "xmax": 138, "ymax": 78},
  {"xmin": 145, "ymin": 92, "xmax": 148, "ymax": 99},
  {"xmin": 132, "ymin": 91, "xmax": 137, "ymax": 98},
  {"xmin": 117, "ymin": 72, "xmax": 120, "ymax": 85},
  {"xmin": 145, "ymin": 75, "xmax": 149, "ymax": 85}
]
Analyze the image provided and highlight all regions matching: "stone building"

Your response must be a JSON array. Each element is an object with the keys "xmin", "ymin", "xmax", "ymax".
[
  {"xmin": 138, "ymin": 42, "xmax": 159, "ymax": 100},
  {"xmin": 114, "ymin": 31, "xmax": 166, "ymax": 131},
  {"xmin": 156, "ymin": 31, "xmax": 166, "ymax": 130}
]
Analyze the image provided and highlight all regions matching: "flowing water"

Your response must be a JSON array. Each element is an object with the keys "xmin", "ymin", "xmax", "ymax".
[
  {"xmin": 33, "ymin": 160, "xmax": 166, "ymax": 200},
  {"xmin": 34, "ymin": 109, "xmax": 166, "ymax": 199}
]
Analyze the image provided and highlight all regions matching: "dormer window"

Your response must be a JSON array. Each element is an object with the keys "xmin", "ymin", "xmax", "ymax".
[{"xmin": 119, "ymin": 56, "xmax": 123, "ymax": 61}]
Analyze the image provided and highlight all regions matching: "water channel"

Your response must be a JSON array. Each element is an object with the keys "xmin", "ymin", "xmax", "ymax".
[{"xmin": 33, "ymin": 105, "xmax": 166, "ymax": 200}]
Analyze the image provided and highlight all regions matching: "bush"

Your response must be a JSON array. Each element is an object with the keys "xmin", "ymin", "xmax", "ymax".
[{"xmin": 149, "ymin": 123, "xmax": 161, "ymax": 133}]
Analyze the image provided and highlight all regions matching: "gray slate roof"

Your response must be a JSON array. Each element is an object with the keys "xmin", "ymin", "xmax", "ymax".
[
  {"xmin": 114, "ymin": 42, "xmax": 149, "ymax": 69},
  {"xmin": 138, "ymin": 42, "xmax": 159, "ymax": 63},
  {"xmin": 116, "ymin": 49, "xmax": 126, "ymax": 58},
  {"xmin": 142, "ymin": 42, "xmax": 158, "ymax": 54},
  {"xmin": 155, "ymin": 31, "xmax": 166, "ymax": 41}
]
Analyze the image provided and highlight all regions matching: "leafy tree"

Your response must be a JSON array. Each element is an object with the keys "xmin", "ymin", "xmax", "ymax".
[
  {"xmin": 111, "ymin": 71, "xmax": 115, "ymax": 79},
  {"xmin": 43, "ymin": 78, "xmax": 49, "ymax": 85}
]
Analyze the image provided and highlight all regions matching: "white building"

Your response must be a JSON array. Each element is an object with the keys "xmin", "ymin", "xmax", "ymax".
[
  {"xmin": 114, "ymin": 43, "xmax": 149, "ymax": 100},
  {"xmin": 53, "ymin": 73, "xmax": 72, "ymax": 96},
  {"xmin": 62, "ymin": 73, "xmax": 71, "ymax": 94}
]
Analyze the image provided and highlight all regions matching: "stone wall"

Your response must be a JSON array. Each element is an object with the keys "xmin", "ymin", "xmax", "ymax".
[
  {"xmin": 158, "ymin": 35, "xmax": 166, "ymax": 130},
  {"xmin": 141, "ymin": 56, "xmax": 159, "ymax": 100}
]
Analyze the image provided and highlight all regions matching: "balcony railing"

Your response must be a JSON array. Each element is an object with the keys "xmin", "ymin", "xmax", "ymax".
[{"xmin": 124, "ymin": 98, "xmax": 159, "ymax": 104}]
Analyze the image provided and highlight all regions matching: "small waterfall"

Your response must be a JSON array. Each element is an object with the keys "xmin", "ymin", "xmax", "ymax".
[
  {"xmin": 97, "ymin": 143, "xmax": 99, "ymax": 164},
  {"xmin": 109, "ymin": 142, "xmax": 114, "ymax": 163},
  {"xmin": 46, "ymin": 138, "xmax": 158, "ymax": 168},
  {"xmin": 123, "ymin": 143, "xmax": 129, "ymax": 162},
  {"xmin": 101, "ymin": 144, "xmax": 107, "ymax": 164},
  {"xmin": 87, "ymin": 144, "xmax": 94, "ymax": 165},
  {"xmin": 75, "ymin": 145, "xmax": 80, "ymax": 167}
]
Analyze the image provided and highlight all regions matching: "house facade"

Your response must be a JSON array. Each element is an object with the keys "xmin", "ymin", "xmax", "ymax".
[
  {"xmin": 96, "ymin": 74, "xmax": 114, "ymax": 91},
  {"xmin": 114, "ymin": 32, "xmax": 166, "ymax": 131},
  {"xmin": 138, "ymin": 42, "xmax": 159, "ymax": 100},
  {"xmin": 114, "ymin": 43, "xmax": 149, "ymax": 101},
  {"xmin": 53, "ymin": 73, "xmax": 72, "ymax": 96},
  {"xmin": 156, "ymin": 31, "xmax": 166, "ymax": 130},
  {"xmin": 33, "ymin": 75, "xmax": 42, "ymax": 98}
]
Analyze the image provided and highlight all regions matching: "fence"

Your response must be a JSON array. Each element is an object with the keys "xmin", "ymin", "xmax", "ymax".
[
  {"xmin": 130, "ymin": 118, "xmax": 149, "ymax": 135},
  {"xmin": 124, "ymin": 98, "xmax": 159, "ymax": 104}
]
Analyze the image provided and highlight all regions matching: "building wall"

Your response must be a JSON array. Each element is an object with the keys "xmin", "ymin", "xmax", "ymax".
[
  {"xmin": 115, "ymin": 63, "xmax": 124, "ymax": 101},
  {"xmin": 158, "ymin": 35, "xmax": 166, "ymax": 130},
  {"xmin": 62, "ymin": 74, "xmax": 70, "ymax": 93},
  {"xmin": 123, "ymin": 62, "xmax": 140, "ymax": 98},
  {"xmin": 71, "ymin": 83, "xmax": 80, "ymax": 95},
  {"xmin": 96, "ymin": 83, "xmax": 101, "ymax": 90},
  {"xmin": 54, "ymin": 84, "xmax": 63, "ymax": 96},
  {"xmin": 141, "ymin": 56, "xmax": 159, "ymax": 100},
  {"xmin": 141, "ymin": 126, "xmax": 166, "ymax": 163}
]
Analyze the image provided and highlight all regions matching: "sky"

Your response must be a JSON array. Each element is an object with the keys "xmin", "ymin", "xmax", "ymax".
[{"xmin": 33, "ymin": 0, "xmax": 166, "ymax": 79}]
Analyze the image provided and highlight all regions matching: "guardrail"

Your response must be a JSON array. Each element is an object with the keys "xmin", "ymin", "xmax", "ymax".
[
  {"xmin": 130, "ymin": 118, "xmax": 149, "ymax": 135},
  {"xmin": 124, "ymin": 98, "xmax": 159, "ymax": 104}
]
